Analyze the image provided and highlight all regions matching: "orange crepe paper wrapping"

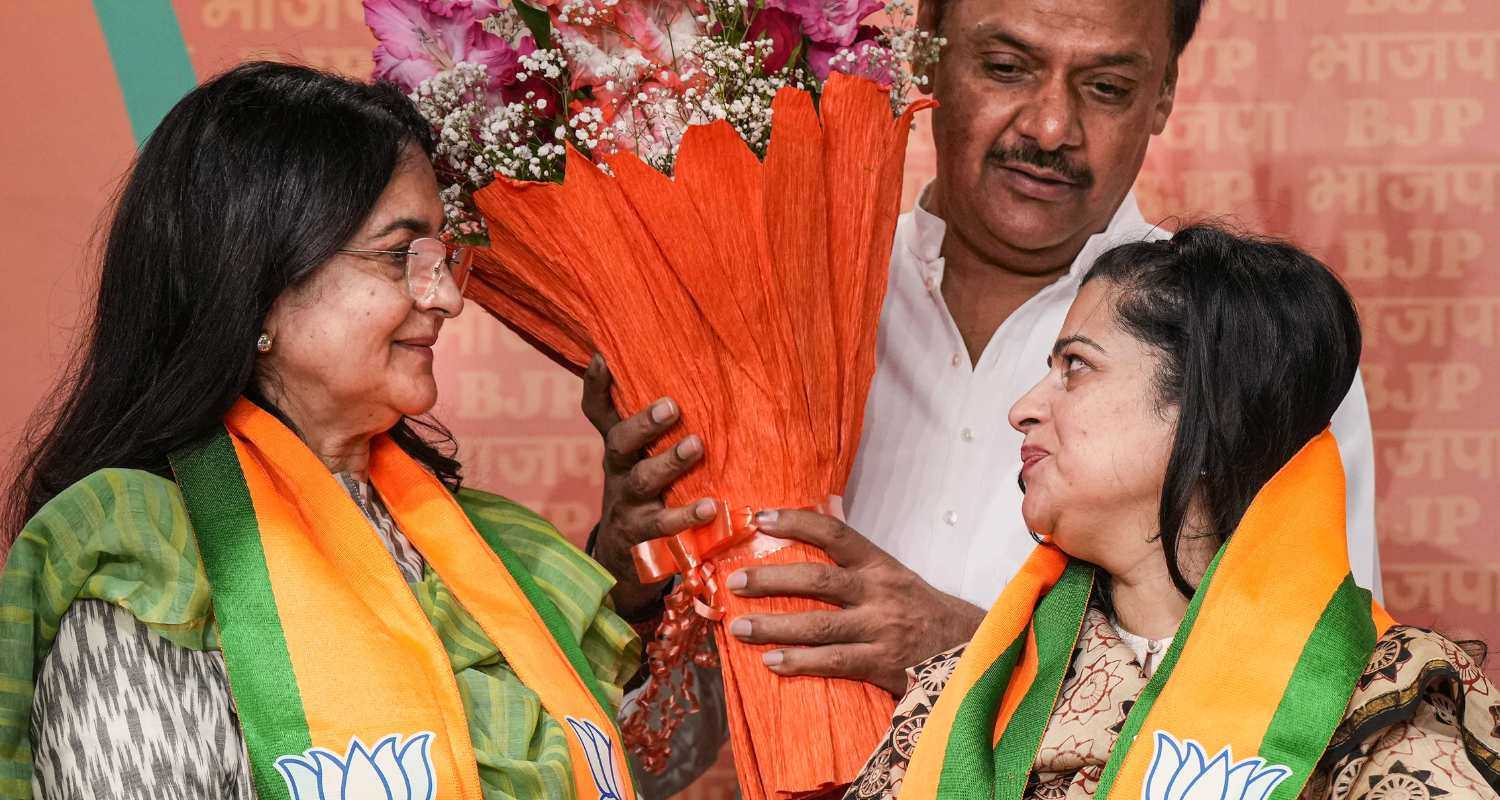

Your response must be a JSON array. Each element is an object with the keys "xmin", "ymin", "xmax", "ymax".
[{"xmin": 467, "ymin": 74, "xmax": 929, "ymax": 799}]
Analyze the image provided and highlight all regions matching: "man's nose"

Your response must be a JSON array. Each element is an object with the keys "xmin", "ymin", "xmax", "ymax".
[{"xmin": 1013, "ymin": 76, "xmax": 1084, "ymax": 153}]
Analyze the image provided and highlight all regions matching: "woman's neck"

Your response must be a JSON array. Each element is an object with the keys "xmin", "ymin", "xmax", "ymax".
[
  {"xmin": 1107, "ymin": 558, "xmax": 1190, "ymax": 640},
  {"xmin": 259, "ymin": 386, "xmax": 377, "ymax": 480},
  {"xmin": 1105, "ymin": 524, "xmax": 1220, "ymax": 639},
  {"xmin": 306, "ymin": 431, "xmax": 372, "ymax": 481}
]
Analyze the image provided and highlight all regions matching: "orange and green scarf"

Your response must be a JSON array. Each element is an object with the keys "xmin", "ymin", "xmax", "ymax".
[
  {"xmin": 897, "ymin": 431, "xmax": 1396, "ymax": 800},
  {"xmin": 169, "ymin": 399, "xmax": 636, "ymax": 800}
]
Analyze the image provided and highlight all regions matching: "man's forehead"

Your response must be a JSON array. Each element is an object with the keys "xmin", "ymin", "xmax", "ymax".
[{"xmin": 953, "ymin": 0, "xmax": 1172, "ymax": 62}]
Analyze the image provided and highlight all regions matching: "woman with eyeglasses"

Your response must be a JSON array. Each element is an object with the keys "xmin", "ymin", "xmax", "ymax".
[{"xmin": 0, "ymin": 62, "xmax": 639, "ymax": 800}]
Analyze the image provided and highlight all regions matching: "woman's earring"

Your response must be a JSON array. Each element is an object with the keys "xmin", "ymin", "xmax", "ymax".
[{"xmin": 256, "ymin": 333, "xmax": 274, "ymax": 353}]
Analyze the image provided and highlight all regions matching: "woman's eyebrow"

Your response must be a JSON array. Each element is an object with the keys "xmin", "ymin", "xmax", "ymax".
[
  {"xmin": 1051, "ymin": 334, "xmax": 1107, "ymax": 358},
  {"xmin": 365, "ymin": 216, "xmax": 433, "ymax": 240}
]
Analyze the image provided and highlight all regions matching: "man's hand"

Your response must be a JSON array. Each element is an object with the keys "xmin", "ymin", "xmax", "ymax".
[
  {"xmin": 582, "ymin": 355, "xmax": 718, "ymax": 617},
  {"xmin": 724, "ymin": 509, "xmax": 985, "ymax": 696}
]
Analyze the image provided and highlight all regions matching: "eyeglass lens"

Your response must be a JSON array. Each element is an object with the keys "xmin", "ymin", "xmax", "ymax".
[{"xmin": 405, "ymin": 238, "xmax": 471, "ymax": 301}]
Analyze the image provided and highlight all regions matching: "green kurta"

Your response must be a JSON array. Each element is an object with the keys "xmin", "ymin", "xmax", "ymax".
[{"xmin": 0, "ymin": 468, "xmax": 641, "ymax": 799}]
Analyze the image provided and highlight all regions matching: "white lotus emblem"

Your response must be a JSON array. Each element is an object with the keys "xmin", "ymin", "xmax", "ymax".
[
  {"xmin": 1143, "ymin": 731, "xmax": 1292, "ymax": 800},
  {"xmin": 275, "ymin": 732, "xmax": 436, "ymax": 800},
  {"xmin": 566, "ymin": 716, "xmax": 624, "ymax": 800}
]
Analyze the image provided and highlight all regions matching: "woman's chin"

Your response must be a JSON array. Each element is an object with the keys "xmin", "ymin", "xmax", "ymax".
[
  {"xmin": 389, "ymin": 382, "xmax": 439, "ymax": 419},
  {"xmin": 1020, "ymin": 500, "xmax": 1053, "ymax": 541}
]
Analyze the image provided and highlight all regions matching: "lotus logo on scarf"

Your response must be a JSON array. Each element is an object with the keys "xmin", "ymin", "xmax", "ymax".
[
  {"xmin": 566, "ymin": 716, "xmax": 624, "ymax": 800},
  {"xmin": 275, "ymin": 732, "xmax": 436, "ymax": 800},
  {"xmin": 1143, "ymin": 731, "xmax": 1292, "ymax": 800}
]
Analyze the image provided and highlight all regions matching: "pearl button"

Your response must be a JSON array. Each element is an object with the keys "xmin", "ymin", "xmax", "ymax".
[
  {"xmin": 943, "ymin": 510, "xmax": 958, "ymax": 526},
  {"xmin": 960, "ymin": 428, "xmax": 975, "ymax": 442},
  {"xmin": 950, "ymin": 353, "xmax": 962, "ymax": 367}
]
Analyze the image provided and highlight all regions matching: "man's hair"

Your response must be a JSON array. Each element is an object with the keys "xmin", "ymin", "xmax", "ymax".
[
  {"xmin": 929, "ymin": 0, "xmax": 1207, "ymax": 60},
  {"xmin": 1168, "ymin": 0, "xmax": 1208, "ymax": 58}
]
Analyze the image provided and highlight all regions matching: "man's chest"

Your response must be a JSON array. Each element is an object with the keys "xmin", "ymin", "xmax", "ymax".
[{"xmin": 843, "ymin": 257, "xmax": 1077, "ymax": 606}]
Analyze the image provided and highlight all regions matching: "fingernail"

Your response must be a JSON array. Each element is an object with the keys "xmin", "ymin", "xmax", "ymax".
[
  {"xmin": 754, "ymin": 510, "xmax": 780, "ymax": 530},
  {"xmin": 726, "ymin": 570, "xmax": 747, "ymax": 590},
  {"xmin": 694, "ymin": 499, "xmax": 716, "ymax": 519},
  {"xmin": 650, "ymin": 398, "xmax": 676, "ymax": 424},
  {"xmin": 676, "ymin": 435, "xmax": 702, "ymax": 459},
  {"xmin": 589, "ymin": 353, "xmax": 603, "ymax": 372},
  {"xmin": 762, "ymin": 650, "xmax": 784, "ymax": 667},
  {"xmin": 729, "ymin": 618, "xmax": 752, "ymax": 638}
]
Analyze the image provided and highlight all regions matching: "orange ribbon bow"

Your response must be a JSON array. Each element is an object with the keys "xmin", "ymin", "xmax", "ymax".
[
  {"xmin": 630, "ymin": 497, "xmax": 844, "ymax": 620},
  {"xmin": 631, "ymin": 501, "xmax": 760, "ymax": 621}
]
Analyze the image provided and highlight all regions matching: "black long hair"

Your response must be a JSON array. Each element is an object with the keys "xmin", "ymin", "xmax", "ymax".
[
  {"xmin": 1083, "ymin": 224, "xmax": 1362, "ymax": 597},
  {"xmin": 6, "ymin": 61, "xmax": 461, "ymax": 549}
]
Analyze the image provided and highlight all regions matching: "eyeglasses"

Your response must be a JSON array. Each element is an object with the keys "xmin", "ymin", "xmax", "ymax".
[{"xmin": 338, "ymin": 237, "xmax": 472, "ymax": 304}]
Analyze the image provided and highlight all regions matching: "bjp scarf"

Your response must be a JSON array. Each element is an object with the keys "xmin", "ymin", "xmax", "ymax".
[
  {"xmin": 896, "ymin": 431, "xmax": 1397, "ymax": 800},
  {"xmin": 169, "ymin": 398, "xmax": 635, "ymax": 800}
]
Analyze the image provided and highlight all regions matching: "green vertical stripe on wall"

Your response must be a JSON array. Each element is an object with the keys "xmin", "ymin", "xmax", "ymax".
[{"xmin": 91, "ymin": 0, "xmax": 196, "ymax": 144}]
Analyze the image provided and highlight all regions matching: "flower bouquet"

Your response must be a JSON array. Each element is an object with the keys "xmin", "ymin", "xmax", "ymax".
[{"xmin": 365, "ymin": 1, "xmax": 939, "ymax": 796}]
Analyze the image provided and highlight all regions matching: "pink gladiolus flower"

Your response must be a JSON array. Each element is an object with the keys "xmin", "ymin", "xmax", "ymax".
[
  {"xmin": 744, "ymin": 6, "xmax": 802, "ymax": 73},
  {"xmin": 766, "ymin": 0, "xmax": 882, "ymax": 46},
  {"xmin": 612, "ymin": 0, "xmax": 703, "ymax": 68},
  {"xmin": 425, "ymin": 0, "xmax": 502, "ymax": 16},
  {"xmin": 365, "ymin": 0, "xmax": 519, "ymax": 91}
]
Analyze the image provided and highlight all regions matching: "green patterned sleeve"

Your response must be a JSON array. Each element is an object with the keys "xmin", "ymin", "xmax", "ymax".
[
  {"xmin": 0, "ymin": 468, "xmax": 213, "ymax": 799},
  {"xmin": 456, "ymin": 490, "xmax": 642, "ymax": 708}
]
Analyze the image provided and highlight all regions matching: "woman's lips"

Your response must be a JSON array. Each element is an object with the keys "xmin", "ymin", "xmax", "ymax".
[
  {"xmin": 394, "ymin": 338, "xmax": 437, "ymax": 357},
  {"xmin": 1020, "ymin": 445, "xmax": 1049, "ymax": 475}
]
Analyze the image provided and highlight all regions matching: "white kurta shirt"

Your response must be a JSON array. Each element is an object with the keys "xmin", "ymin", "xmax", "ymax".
[{"xmin": 844, "ymin": 192, "xmax": 1383, "ymax": 608}]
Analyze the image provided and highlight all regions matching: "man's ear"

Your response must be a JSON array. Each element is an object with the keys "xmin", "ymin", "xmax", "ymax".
[{"xmin": 1152, "ymin": 59, "xmax": 1178, "ymax": 135}]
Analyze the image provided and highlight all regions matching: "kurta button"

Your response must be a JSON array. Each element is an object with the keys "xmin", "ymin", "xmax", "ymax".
[
  {"xmin": 950, "ymin": 353, "xmax": 961, "ymax": 367},
  {"xmin": 943, "ymin": 510, "xmax": 958, "ymax": 526},
  {"xmin": 960, "ymin": 428, "xmax": 975, "ymax": 442}
]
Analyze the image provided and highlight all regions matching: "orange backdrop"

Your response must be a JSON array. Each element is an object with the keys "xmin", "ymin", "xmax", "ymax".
[{"xmin": 1, "ymin": 2, "xmax": 1496, "ymax": 797}]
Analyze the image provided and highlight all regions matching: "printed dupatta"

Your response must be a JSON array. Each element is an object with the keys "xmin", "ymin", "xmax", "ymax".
[{"xmin": 171, "ymin": 398, "xmax": 636, "ymax": 800}]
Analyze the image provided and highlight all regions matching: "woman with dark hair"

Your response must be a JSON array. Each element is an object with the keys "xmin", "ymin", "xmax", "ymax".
[
  {"xmin": 842, "ymin": 226, "xmax": 1499, "ymax": 799},
  {"xmin": 0, "ymin": 62, "xmax": 639, "ymax": 800}
]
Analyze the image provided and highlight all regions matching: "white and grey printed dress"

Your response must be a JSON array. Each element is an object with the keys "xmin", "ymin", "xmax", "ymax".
[{"xmin": 28, "ymin": 475, "xmax": 423, "ymax": 800}]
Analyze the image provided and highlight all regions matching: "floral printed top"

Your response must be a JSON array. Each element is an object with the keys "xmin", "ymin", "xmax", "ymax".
[{"xmin": 846, "ymin": 608, "xmax": 1500, "ymax": 800}]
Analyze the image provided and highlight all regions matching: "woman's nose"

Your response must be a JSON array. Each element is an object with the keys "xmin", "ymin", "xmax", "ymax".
[
  {"xmin": 418, "ymin": 266, "xmax": 465, "ymax": 318},
  {"xmin": 1008, "ymin": 378, "xmax": 1049, "ymax": 433}
]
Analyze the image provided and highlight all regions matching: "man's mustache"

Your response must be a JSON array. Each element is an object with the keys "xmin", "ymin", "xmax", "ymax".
[{"xmin": 989, "ymin": 142, "xmax": 1094, "ymax": 189}]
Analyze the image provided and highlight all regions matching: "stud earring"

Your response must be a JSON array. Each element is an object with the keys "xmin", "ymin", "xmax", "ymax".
[{"xmin": 256, "ymin": 333, "xmax": 274, "ymax": 353}]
